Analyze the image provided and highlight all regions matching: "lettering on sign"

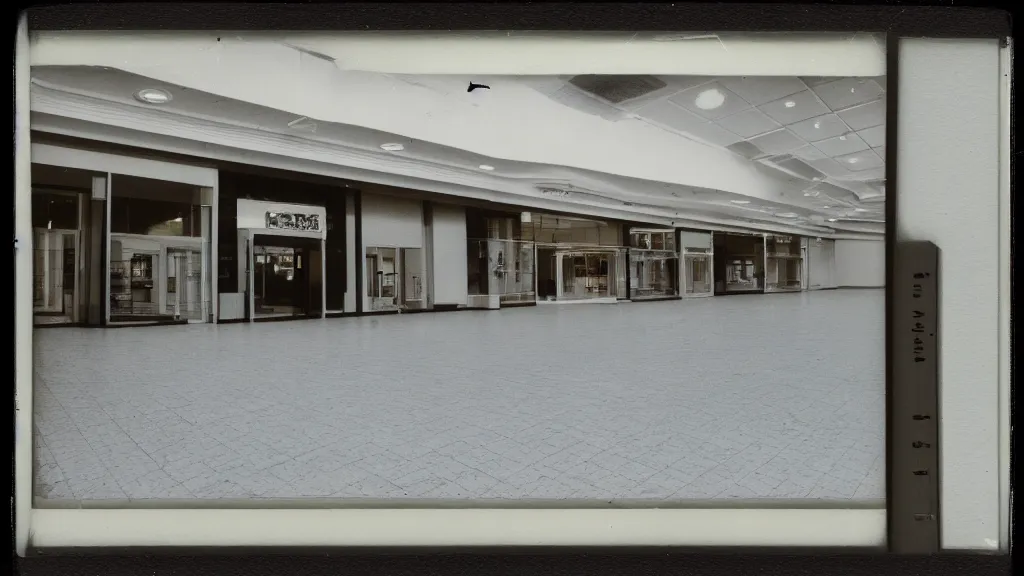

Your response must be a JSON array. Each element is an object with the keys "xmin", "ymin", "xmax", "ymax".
[
  {"xmin": 910, "ymin": 272, "xmax": 931, "ymax": 364},
  {"xmin": 265, "ymin": 211, "xmax": 321, "ymax": 232}
]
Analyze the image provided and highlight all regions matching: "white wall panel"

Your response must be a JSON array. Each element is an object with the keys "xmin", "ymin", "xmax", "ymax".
[
  {"xmin": 430, "ymin": 204, "xmax": 468, "ymax": 306},
  {"xmin": 898, "ymin": 38, "xmax": 1003, "ymax": 550},
  {"xmin": 834, "ymin": 239, "xmax": 884, "ymax": 288},
  {"xmin": 362, "ymin": 193, "xmax": 424, "ymax": 248},
  {"xmin": 807, "ymin": 239, "xmax": 836, "ymax": 289}
]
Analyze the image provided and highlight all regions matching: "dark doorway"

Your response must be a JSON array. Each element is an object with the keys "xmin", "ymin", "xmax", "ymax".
[
  {"xmin": 536, "ymin": 247, "xmax": 556, "ymax": 300},
  {"xmin": 713, "ymin": 233, "xmax": 765, "ymax": 295},
  {"xmin": 252, "ymin": 235, "xmax": 323, "ymax": 319}
]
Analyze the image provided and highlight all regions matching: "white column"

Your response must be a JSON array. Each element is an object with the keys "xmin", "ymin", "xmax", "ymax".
[{"xmin": 555, "ymin": 253, "xmax": 563, "ymax": 300}]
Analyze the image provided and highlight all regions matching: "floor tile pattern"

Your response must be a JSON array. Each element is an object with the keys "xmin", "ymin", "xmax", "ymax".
[{"xmin": 34, "ymin": 290, "xmax": 885, "ymax": 503}]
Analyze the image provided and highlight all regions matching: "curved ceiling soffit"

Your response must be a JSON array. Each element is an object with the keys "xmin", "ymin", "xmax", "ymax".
[
  {"xmin": 29, "ymin": 37, "xmax": 801, "ymax": 203},
  {"xmin": 32, "ymin": 79, "xmax": 869, "ymax": 236}
]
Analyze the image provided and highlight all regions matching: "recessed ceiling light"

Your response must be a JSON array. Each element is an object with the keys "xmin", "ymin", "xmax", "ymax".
[
  {"xmin": 380, "ymin": 143, "xmax": 405, "ymax": 152},
  {"xmin": 478, "ymin": 164, "xmax": 495, "ymax": 171},
  {"xmin": 839, "ymin": 135, "xmax": 848, "ymax": 141},
  {"xmin": 784, "ymin": 100, "xmax": 796, "ymax": 108},
  {"xmin": 813, "ymin": 121, "xmax": 821, "ymax": 129},
  {"xmin": 695, "ymin": 88, "xmax": 726, "ymax": 111},
  {"xmin": 823, "ymin": 205, "xmax": 831, "ymax": 209},
  {"xmin": 855, "ymin": 208, "xmax": 868, "ymax": 212},
  {"xmin": 847, "ymin": 157, "xmax": 860, "ymax": 164},
  {"xmin": 134, "ymin": 88, "xmax": 172, "ymax": 104},
  {"xmin": 730, "ymin": 200, "xmax": 750, "ymax": 204},
  {"xmin": 827, "ymin": 218, "xmax": 838, "ymax": 222}
]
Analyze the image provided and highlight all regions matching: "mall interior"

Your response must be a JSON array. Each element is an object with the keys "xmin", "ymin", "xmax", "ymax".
[{"xmin": 26, "ymin": 44, "xmax": 886, "ymax": 328}]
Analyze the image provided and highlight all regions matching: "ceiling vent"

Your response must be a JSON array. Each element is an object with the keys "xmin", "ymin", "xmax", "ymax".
[
  {"xmin": 759, "ymin": 154, "xmax": 826, "ymax": 181},
  {"xmin": 568, "ymin": 75, "xmax": 668, "ymax": 104}
]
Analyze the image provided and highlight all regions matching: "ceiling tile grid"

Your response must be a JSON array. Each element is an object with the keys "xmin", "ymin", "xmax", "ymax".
[{"xmin": 631, "ymin": 75, "xmax": 886, "ymax": 209}]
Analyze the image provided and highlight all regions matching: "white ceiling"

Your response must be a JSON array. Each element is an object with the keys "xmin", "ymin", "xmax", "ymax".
[{"xmin": 29, "ymin": 65, "xmax": 885, "ymax": 236}]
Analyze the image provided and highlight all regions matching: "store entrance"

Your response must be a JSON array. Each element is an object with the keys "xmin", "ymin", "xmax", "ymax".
[
  {"xmin": 553, "ymin": 249, "xmax": 619, "ymax": 301},
  {"xmin": 713, "ymin": 233, "xmax": 765, "ymax": 295},
  {"xmin": 251, "ymin": 235, "xmax": 323, "ymax": 319}
]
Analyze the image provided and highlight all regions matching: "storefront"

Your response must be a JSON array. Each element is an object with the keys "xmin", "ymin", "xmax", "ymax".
[
  {"xmin": 712, "ymin": 232, "xmax": 766, "ymax": 295},
  {"xmin": 527, "ymin": 213, "xmax": 626, "ymax": 304},
  {"xmin": 764, "ymin": 234, "xmax": 806, "ymax": 293},
  {"xmin": 361, "ymin": 191, "xmax": 429, "ymax": 313},
  {"xmin": 679, "ymin": 230, "xmax": 714, "ymax": 297},
  {"xmin": 234, "ymin": 199, "xmax": 326, "ymax": 320},
  {"xmin": 627, "ymin": 228, "xmax": 679, "ymax": 300},
  {"xmin": 31, "ymin": 143, "xmax": 218, "ymax": 326},
  {"xmin": 216, "ymin": 170, "xmax": 352, "ymax": 321},
  {"xmin": 467, "ymin": 211, "xmax": 536, "ymax": 308}
]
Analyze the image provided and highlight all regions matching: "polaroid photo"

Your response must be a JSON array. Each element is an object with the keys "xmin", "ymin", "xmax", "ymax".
[{"xmin": 12, "ymin": 9, "xmax": 1011, "ymax": 559}]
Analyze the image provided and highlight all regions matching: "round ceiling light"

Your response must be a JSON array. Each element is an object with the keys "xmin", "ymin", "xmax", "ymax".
[
  {"xmin": 855, "ymin": 208, "xmax": 868, "ymax": 212},
  {"xmin": 380, "ymin": 143, "xmax": 405, "ymax": 152},
  {"xmin": 730, "ymin": 200, "xmax": 750, "ymax": 205},
  {"xmin": 478, "ymin": 164, "xmax": 495, "ymax": 171},
  {"xmin": 847, "ymin": 157, "xmax": 860, "ymax": 164},
  {"xmin": 695, "ymin": 88, "xmax": 726, "ymax": 111},
  {"xmin": 827, "ymin": 218, "xmax": 838, "ymax": 222},
  {"xmin": 134, "ymin": 88, "xmax": 172, "ymax": 104},
  {"xmin": 784, "ymin": 100, "xmax": 796, "ymax": 108}
]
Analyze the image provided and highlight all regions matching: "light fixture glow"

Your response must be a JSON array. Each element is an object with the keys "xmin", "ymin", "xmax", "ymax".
[
  {"xmin": 855, "ymin": 208, "xmax": 868, "ymax": 212},
  {"xmin": 134, "ymin": 88, "xmax": 172, "ymax": 104},
  {"xmin": 695, "ymin": 88, "xmax": 726, "ymax": 111},
  {"xmin": 478, "ymin": 164, "xmax": 495, "ymax": 171},
  {"xmin": 784, "ymin": 100, "xmax": 796, "ymax": 108},
  {"xmin": 823, "ymin": 205, "xmax": 831, "ymax": 209},
  {"xmin": 173, "ymin": 217, "xmax": 183, "ymax": 222},
  {"xmin": 813, "ymin": 121, "xmax": 821, "ymax": 129},
  {"xmin": 839, "ymin": 135, "xmax": 847, "ymax": 141},
  {"xmin": 777, "ymin": 212, "xmax": 798, "ymax": 218},
  {"xmin": 730, "ymin": 200, "xmax": 750, "ymax": 205},
  {"xmin": 380, "ymin": 143, "xmax": 405, "ymax": 152},
  {"xmin": 847, "ymin": 157, "xmax": 860, "ymax": 164},
  {"xmin": 827, "ymin": 218, "xmax": 838, "ymax": 222}
]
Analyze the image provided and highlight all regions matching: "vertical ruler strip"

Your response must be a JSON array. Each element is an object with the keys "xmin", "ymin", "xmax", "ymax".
[{"xmin": 890, "ymin": 241, "xmax": 941, "ymax": 553}]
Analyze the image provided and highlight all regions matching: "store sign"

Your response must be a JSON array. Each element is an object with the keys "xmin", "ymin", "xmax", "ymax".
[{"xmin": 265, "ymin": 211, "xmax": 321, "ymax": 232}]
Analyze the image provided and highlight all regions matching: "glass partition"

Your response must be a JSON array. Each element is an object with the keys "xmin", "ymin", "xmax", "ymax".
[
  {"xmin": 765, "ymin": 234, "xmax": 804, "ymax": 292},
  {"xmin": 466, "ymin": 239, "xmax": 537, "ymax": 304},
  {"xmin": 366, "ymin": 247, "xmax": 400, "ymax": 311},
  {"xmin": 109, "ymin": 174, "xmax": 211, "ymax": 323},
  {"xmin": 628, "ymin": 229, "xmax": 679, "ymax": 299}
]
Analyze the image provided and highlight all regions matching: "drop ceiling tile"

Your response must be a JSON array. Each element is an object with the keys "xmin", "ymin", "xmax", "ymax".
[
  {"xmin": 790, "ymin": 145, "xmax": 828, "ymax": 162},
  {"xmin": 716, "ymin": 108, "xmax": 781, "ymax": 138},
  {"xmin": 813, "ymin": 133, "xmax": 870, "ymax": 157},
  {"xmin": 807, "ymin": 157, "xmax": 853, "ymax": 178},
  {"xmin": 811, "ymin": 77, "xmax": 885, "ymax": 111},
  {"xmin": 837, "ymin": 99, "xmax": 885, "ymax": 130},
  {"xmin": 717, "ymin": 76, "xmax": 807, "ymax": 106},
  {"xmin": 788, "ymin": 113, "xmax": 849, "ymax": 142},
  {"xmin": 758, "ymin": 90, "xmax": 830, "ymax": 125},
  {"xmin": 858, "ymin": 124, "xmax": 886, "ymax": 148},
  {"xmin": 747, "ymin": 128, "xmax": 807, "ymax": 155},
  {"xmin": 668, "ymin": 82, "xmax": 752, "ymax": 120},
  {"xmin": 873, "ymin": 145, "xmax": 886, "ymax": 158},
  {"xmin": 638, "ymin": 100, "xmax": 743, "ymax": 146},
  {"xmin": 853, "ymin": 166, "xmax": 886, "ymax": 180},
  {"xmin": 835, "ymin": 149, "xmax": 883, "ymax": 172}
]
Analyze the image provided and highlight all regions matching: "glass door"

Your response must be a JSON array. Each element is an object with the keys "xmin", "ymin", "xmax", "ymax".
[
  {"xmin": 167, "ymin": 248, "xmax": 203, "ymax": 320},
  {"xmin": 684, "ymin": 254, "xmax": 712, "ymax": 296}
]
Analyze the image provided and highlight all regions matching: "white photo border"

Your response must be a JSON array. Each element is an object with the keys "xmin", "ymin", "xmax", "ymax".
[{"xmin": 13, "ymin": 23, "xmax": 1009, "ymax": 553}]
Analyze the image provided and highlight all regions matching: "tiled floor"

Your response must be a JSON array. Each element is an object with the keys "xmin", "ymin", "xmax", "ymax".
[{"xmin": 33, "ymin": 290, "xmax": 885, "ymax": 504}]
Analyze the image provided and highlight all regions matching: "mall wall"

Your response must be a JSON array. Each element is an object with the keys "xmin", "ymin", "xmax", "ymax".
[
  {"xmin": 430, "ymin": 203, "xmax": 469, "ymax": 307},
  {"xmin": 807, "ymin": 238, "xmax": 838, "ymax": 290},
  {"xmin": 834, "ymin": 239, "xmax": 885, "ymax": 288}
]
